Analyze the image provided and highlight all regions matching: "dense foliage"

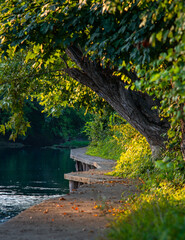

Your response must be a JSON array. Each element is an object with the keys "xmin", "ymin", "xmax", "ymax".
[
  {"xmin": 0, "ymin": 101, "xmax": 89, "ymax": 145},
  {"xmin": 0, "ymin": 0, "xmax": 184, "ymax": 157},
  {"xmin": 0, "ymin": 50, "xmax": 105, "ymax": 140},
  {"xmin": 85, "ymin": 112, "xmax": 124, "ymax": 160}
]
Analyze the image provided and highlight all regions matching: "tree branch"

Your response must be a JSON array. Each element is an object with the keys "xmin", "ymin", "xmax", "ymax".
[{"xmin": 65, "ymin": 45, "xmax": 170, "ymax": 148}]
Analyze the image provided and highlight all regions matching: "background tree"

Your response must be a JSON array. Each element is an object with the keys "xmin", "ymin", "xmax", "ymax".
[
  {"xmin": 0, "ymin": 0, "xmax": 184, "ymax": 158},
  {"xmin": 0, "ymin": 99, "xmax": 90, "ymax": 145}
]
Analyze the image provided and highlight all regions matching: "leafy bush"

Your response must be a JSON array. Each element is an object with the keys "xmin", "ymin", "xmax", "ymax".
[
  {"xmin": 86, "ymin": 119, "xmax": 153, "ymax": 175},
  {"xmin": 112, "ymin": 124, "xmax": 152, "ymax": 178},
  {"xmin": 83, "ymin": 113, "xmax": 109, "ymax": 144},
  {"xmin": 85, "ymin": 112, "xmax": 126, "ymax": 160}
]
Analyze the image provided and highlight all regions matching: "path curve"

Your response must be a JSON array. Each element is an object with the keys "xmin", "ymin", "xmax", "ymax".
[{"xmin": 0, "ymin": 148, "xmax": 139, "ymax": 240}]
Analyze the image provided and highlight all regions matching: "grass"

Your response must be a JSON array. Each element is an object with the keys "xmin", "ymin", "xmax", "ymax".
[
  {"xmin": 86, "ymin": 136, "xmax": 122, "ymax": 160},
  {"xmin": 107, "ymin": 194, "xmax": 185, "ymax": 240}
]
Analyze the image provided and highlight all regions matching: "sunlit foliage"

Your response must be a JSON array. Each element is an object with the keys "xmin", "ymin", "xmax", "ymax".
[{"xmin": 0, "ymin": 0, "xmax": 184, "ymax": 152}]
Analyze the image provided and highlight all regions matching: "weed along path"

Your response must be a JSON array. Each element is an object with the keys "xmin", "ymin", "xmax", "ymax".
[{"xmin": 0, "ymin": 148, "xmax": 139, "ymax": 240}]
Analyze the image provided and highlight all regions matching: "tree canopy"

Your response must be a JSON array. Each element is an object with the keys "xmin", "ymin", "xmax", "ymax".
[{"xmin": 0, "ymin": 0, "xmax": 184, "ymax": 158}]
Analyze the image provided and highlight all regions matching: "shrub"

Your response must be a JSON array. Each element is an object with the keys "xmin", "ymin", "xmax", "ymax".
[{"xmin": 112, "ymin": 124, "xmax": 152, "ymax": 178}]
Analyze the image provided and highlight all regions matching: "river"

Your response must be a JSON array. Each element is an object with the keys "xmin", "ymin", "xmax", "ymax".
[{"xmin": 0, "ymin": 147, "xmax": 75, "ymax": 223}]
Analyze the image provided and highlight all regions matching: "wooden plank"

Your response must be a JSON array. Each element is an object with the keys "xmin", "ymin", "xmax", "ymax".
[{"xmin": 65, "ymin": 147, "xmax": 120, "ymax": 187}]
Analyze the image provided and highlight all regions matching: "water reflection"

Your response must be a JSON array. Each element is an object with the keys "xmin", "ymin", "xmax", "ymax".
[{"xmin": 0, "ymin": 147, "xmax": 75, "ymax": 223}]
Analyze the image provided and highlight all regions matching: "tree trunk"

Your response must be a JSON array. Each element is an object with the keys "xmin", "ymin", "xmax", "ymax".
[{"xmin": 65, "ymin": 46, "xmax": 170, "ymax": 157}]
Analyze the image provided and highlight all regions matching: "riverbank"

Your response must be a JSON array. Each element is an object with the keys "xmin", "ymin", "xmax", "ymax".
[{"xmin": 0, "ymin": 148, "xmax": 139, "ymax": 240}]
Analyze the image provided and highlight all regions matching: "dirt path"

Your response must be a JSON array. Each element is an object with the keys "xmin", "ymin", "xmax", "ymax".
[
  {"xmin": 0, "ymin": 149, "xmax": 139, "ymax": 240},
  {"xmin": 0, "ymin": 180, "xmax": 138, "ymax": 240}
]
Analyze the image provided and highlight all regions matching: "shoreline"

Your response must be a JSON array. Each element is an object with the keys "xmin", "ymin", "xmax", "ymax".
[{"xmin": 0, "ymin": 148, "xmax": 139, "ymax": 240}]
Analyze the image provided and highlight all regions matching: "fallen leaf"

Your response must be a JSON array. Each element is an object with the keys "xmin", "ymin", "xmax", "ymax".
[
  {"xmin": 43, "ymin": 209, "xmax": 48, "ymax": 214},
  {"xmin": 59, "ymin": 197, "xmax": 66, "ymax": 201}
]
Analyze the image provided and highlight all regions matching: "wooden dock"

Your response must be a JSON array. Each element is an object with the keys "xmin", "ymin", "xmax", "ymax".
[{"xmin": 64, "ymin": 148, "xmax": 123, "ymax": 191}]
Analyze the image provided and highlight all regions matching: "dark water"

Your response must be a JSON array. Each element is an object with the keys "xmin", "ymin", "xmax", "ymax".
[{"xmin": 0, "ymin": 147, "xmax": 75, "ymax": 223}]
